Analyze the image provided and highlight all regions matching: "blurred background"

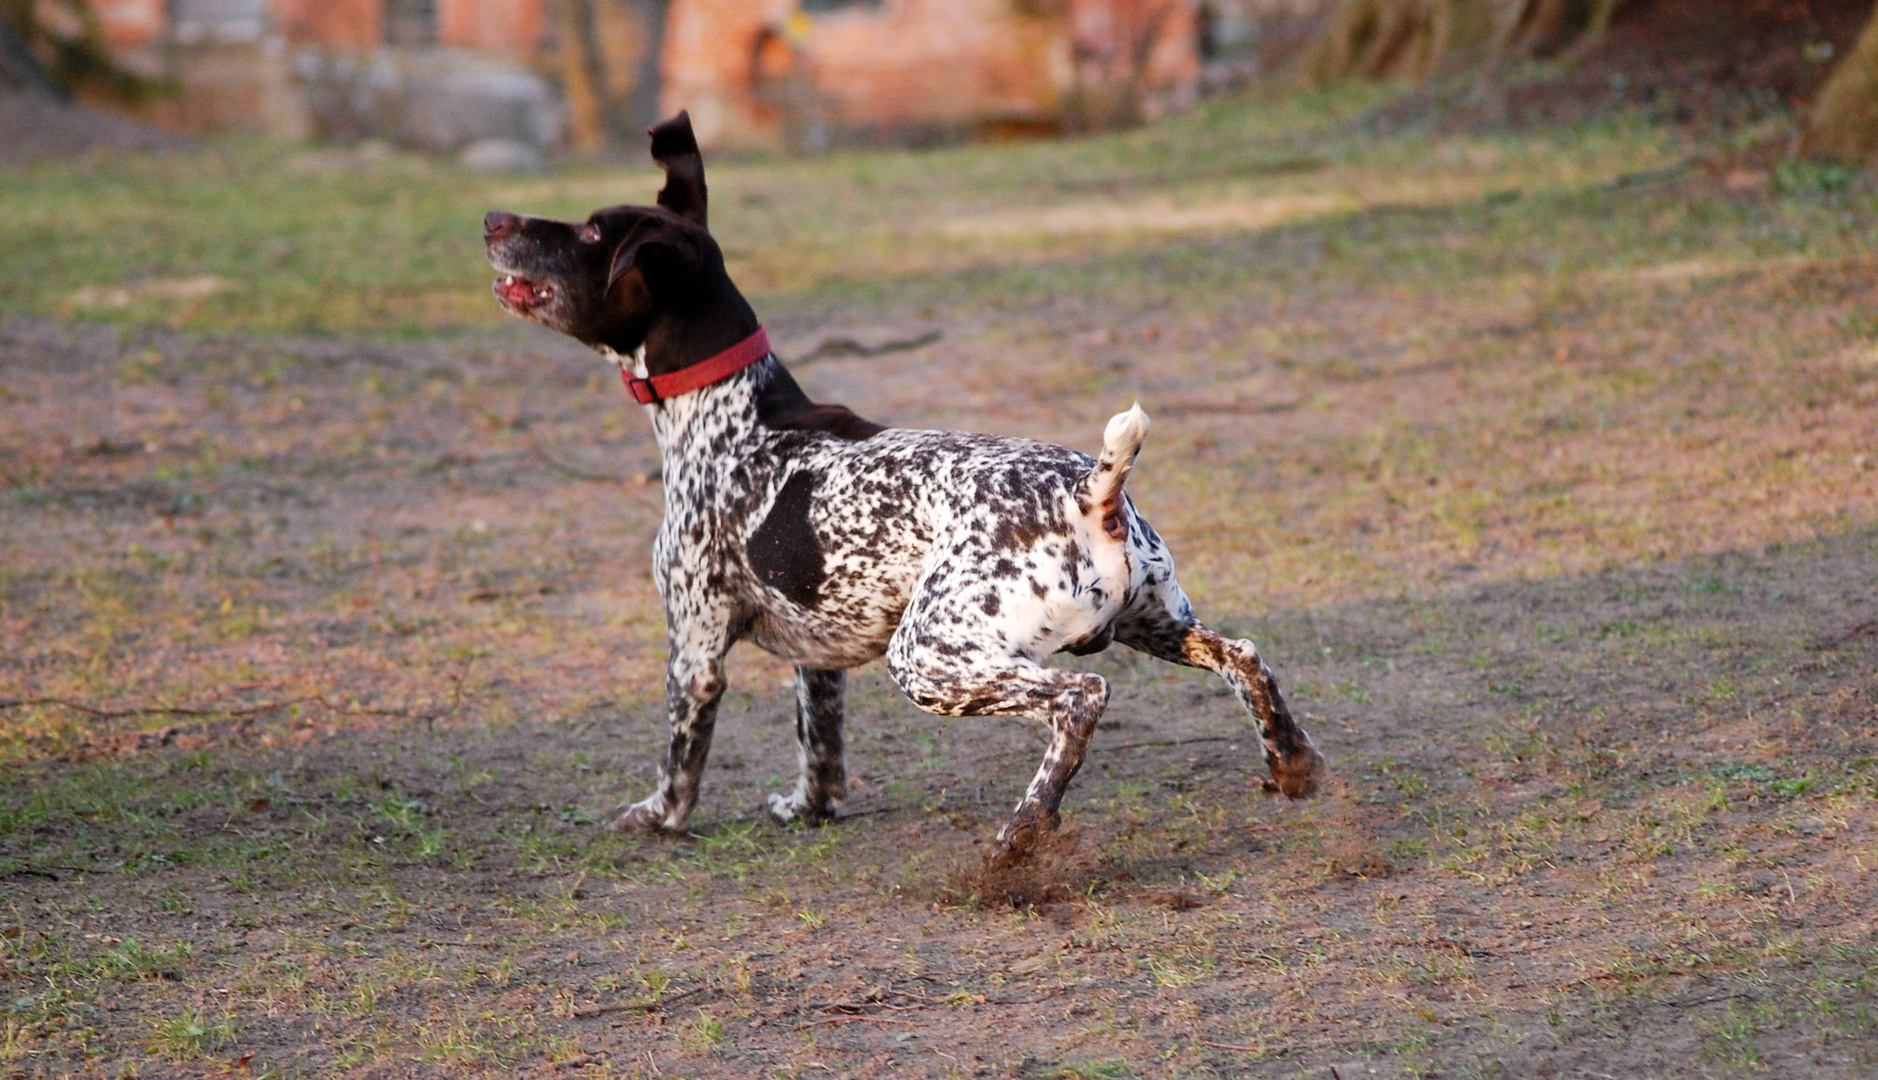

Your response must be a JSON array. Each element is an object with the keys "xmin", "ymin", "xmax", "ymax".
[{"xmin": 5, "ymin": 0, "xmax": 1877, "ymax": 166}]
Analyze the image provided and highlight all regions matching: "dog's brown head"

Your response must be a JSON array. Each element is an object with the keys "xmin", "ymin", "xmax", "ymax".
[{"xmin": 483, "ymin": 112, "xmax": 759, "ymax": 371}]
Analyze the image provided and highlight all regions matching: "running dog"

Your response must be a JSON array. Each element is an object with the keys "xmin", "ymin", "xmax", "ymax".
[{"xmin": 482, "ymin": 112, "xmax": 1325, "ymax": 858}]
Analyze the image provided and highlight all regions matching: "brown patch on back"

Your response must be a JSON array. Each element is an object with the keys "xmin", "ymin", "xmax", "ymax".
[
  {"xmin": 753, "ymin": 361, "xmax": 884, "ymax": 441},
  {"xmin": 765, "ymin": 402, "xmax": 885, "ymax": 441}
]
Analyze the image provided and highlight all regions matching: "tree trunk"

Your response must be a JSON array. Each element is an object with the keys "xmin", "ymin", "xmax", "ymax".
[
  {"xmin": 1306, "ymin": 0, "xmax": 1621, "ymax": 85},
  {"xmin": 1806, "ymin": 4, "xmax": 1878, "ymax": 163},
  {"xmin": 556, "ymin": 0, "xmax": 606, "ymax": 152},
  {"xmin": 0, "ymin": 17, "xmax": 67, "ymax": 99}
]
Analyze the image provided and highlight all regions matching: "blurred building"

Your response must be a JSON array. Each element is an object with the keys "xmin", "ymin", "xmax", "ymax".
[
  {"xmin": 665, "ymin": 0, "xmax": 1201, "ymax": 150},
  {"xmin": 83, "ymin": 0, "xmax": 1324, "ymax": 151},
  {"xmin": 84, "ymin": 0, "xmax": 556, "ymax": 145}
]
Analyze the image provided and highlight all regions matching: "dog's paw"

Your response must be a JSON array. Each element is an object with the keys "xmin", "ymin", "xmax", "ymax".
[
  {"xmin": 1264, "ymin": 745, "xmax": 1328, "ymax": 800},
  {"xmin": 601, "ymin": 796, "xmax": 679, "ymax": 833},
  {"xmin": 765, "ymin": 789, "xmax": 836, "ymax": 827},
  {"xmin": 987, "ymin": 806, "xmax": 1061, "ymax": 867}
]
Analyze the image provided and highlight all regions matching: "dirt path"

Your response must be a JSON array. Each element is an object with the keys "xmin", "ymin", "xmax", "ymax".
[{"xmin": 2, "ymin": 306, "xmax": 1875, "ymax": 1077}]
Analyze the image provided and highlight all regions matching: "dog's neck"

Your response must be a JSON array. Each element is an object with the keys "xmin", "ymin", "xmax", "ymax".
[
  {"xmin": 592, "ymin": 266, "xmax": 768, "ymax": 458},
  {"xmin": 600, "ymin": 342, "xmax": 770, "ymax": 466},
  {"xmin": 595, "ymin": 272, "xmax": 884, "ymax": 456},
  {"xmin": 617, "ymin": 267, "xmax": 763, "ymax": 380}
]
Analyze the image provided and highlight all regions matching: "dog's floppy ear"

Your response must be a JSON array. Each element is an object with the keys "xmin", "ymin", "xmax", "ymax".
[
  {"xmin": 607, "ymin": 228, "xmax": 702, "ymax": 297},
  {"xmin": 648, "ymin": 111, "xmax": 707, "ymax": 228}
]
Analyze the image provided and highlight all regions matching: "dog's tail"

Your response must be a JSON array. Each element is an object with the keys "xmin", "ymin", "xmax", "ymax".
[{"xmin": 1082, "ymin": 403, "xmax": 1149, "ymax": 542}]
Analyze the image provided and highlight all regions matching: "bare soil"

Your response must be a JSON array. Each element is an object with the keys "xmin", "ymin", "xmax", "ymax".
[{"xmin": 2, "ymin": 288, "xmax": 1875, "ymax": 1076}]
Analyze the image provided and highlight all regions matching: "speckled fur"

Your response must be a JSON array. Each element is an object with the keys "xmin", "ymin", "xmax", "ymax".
[
  {"xmin": 484, "ymin": 112, "xmax": 1326, "ymax": 857},
  {"xmin": 599, "ymin": 348, "xmax": 1326, "ymax": 852}
]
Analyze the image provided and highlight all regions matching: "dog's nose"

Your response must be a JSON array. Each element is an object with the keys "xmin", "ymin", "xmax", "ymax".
[{"xmin": 484, "ymin": 211, "xmax": 520, "ymax": 241}]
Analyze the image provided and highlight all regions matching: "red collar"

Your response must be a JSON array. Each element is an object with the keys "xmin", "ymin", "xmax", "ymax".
[{"xmin": 621, "ymin": 327, "xmax": 771, "ymax": 405}]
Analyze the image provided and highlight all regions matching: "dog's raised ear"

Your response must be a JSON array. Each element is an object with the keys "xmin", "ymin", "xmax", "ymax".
[{"xmin": 648, "ymin": 111, "xmax": 707, "ymax": 228}]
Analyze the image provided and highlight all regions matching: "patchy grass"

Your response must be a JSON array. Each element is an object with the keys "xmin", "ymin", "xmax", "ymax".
[{"xmin": 3, "ymin": 85, "xmax": 1878, "ymax": 1076}]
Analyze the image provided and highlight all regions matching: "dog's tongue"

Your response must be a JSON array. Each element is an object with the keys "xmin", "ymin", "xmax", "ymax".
[{"xmin": 495, "ymin": 276, "xmax": 541, "ymax": 307}]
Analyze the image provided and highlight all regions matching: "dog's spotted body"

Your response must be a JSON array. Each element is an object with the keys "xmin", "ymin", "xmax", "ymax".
[{"xmin": 484, "ymin": 113, "xmax": 1325, "ymax": 856}]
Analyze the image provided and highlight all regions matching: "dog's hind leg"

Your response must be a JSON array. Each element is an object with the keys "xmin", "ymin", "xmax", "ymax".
[
  {"xmin": 604, "ymin": 636, "xmax": 730, "ymax": 834},
  {"xmin": 1113, "ymin": 563, "xmax": 1326, "ymax": 799},
  {"xmin": 888, "ymin": 626, "xmax": 1109, "ymax": 860},
  {"xmin": 767, "ymin": 666, "xmax": 847, "ymax": 826}
]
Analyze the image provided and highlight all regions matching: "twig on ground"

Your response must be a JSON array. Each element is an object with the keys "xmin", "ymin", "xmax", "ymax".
[
  {"xmin": 1156, "ymin": 397, "xmax": 1306, "ymax": 417},
  {"xmin": 1811, "ymin": 620, "xmax": 1878, "ymax": 650},
  {"xmin": 1603, "ymin": 156, "xmax": 1701, "ymax": 190},
  {"xmin": 815, "ymin": 1000, "xmax": 923, "ymax": 1014},
  {"xmin": 0, "ymin": 697, "xmax": 301, "ymax": 719},
  {"xmin": 2, "ymin": 865, "xmax": 96, "ymax": 881},
  {"xmin": 807, "ymin": 1015, "xmax": 919, "ymax": 1027},
  {"xmin": 528, "ymin": 433, "xmax": 631, "ymax": 483},
  {"xmin": 1105, "ymin": 736, "xmax": 1235, "ymax": 752},
  {"xmin": 0, "ymin": 694, "xmax": 446, "ymax": 729},
  {"xmin": 1663, "ymin": 992, "xmax": 1753, "ymax": 1009},
  {"xmin": 834, "ymin": 804, "xmax": 905, "ymax": 821},
  {"xmin": 309, "ymin": 696, "xmax": 445, "ymax": 721},
  {"xmin": 1420, "ymin": 938, "xmax": 1496, "ymax": 957},
  {"xmin": 571, "ymin": 986, "xmax": 702, "ymax": 1017},
  {"xmin": 1200, "ymin": 1038, "xmax": 1266, "ymax": 1053},
  {"xmin": 790, "ymin": 329, "xmax": 942, "ymax": 366}
]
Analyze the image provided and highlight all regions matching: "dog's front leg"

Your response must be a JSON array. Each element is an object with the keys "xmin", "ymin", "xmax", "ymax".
[
  {"xmin": 767, "ymin": 666, "xmax": 847, "ymax": 826},
  {"xmin": 604, "ymin": 643, "xmax": 728, "ymax": 834}
]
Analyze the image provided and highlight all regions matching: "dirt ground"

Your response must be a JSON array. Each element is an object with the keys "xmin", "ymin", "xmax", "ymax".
[
  {"xmin": 4, "ymin": 280, "xmax": 1878, "ymax": 1076},
  {"xmin": 5, "ymin": 75, "xmax": 1878, "ymax": 1077}
]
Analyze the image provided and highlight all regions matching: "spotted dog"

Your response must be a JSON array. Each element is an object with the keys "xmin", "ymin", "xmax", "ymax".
[{"xmin": 483, "ymin": 112, "xmax": 1326, "ymax": 858}]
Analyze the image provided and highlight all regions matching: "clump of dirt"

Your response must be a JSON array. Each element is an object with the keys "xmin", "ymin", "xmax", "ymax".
[
  {"xmin": 1317, "ymin": 786, "xmax": 1391, "ymax": 878},
  {"xmin": 1142, "ymin": 888, "xmax": 1207, "ymax": 910},
  {"xmin": 950, "ymin": 824, "xmax": 1106, "ymax": 909}
]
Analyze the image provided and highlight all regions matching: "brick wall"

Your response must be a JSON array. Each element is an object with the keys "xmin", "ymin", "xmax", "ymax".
[
  {"xmin": 660, "ymin": 0, "xmax": 794, "ymax": 147},
  {"xmin": 438, "ymin": 0, "xmax": 549, "ymax": 60},
  {"xmin": 88, "ymin": 0, "xmax": 1205, "ymax": 148},
  {"xmin": 92, "ymin": 0, "xmax": 165, "ymax": 51},
  {"xmin": 662, "ymin": 0, "xmax": 1200, "ymax": 150},
  {"xmin": 275, "ymin": 0, "xmax": 384, "ymax": 50}
]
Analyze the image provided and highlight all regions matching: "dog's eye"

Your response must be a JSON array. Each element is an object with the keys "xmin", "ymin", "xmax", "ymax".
[{"xmin": 577, "ymin": 223, "xmax": 602, "ymax": 244}]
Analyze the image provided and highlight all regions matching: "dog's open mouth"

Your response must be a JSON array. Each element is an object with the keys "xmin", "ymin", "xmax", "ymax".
[{"xmin": 493, "ymin": 274, "xmax": 554, "ymax": 312}]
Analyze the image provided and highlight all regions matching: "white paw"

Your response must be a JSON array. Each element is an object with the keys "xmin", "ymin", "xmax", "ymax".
[
  {"xmin": 602, "ymin": 794, "xmax": 676, "ymax": 833},
  {"xmin": 765, "ymin": 791, "xmax": 803, "ymax": 824},
  {"xmin": 766, "ymin": 786, "xmax": 835, "ymax": 826}
]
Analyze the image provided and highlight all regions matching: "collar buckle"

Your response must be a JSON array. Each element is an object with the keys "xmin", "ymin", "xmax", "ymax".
[{"xmin": 622, "ymin": 373, "xmax": 660, "ymax": 404}]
